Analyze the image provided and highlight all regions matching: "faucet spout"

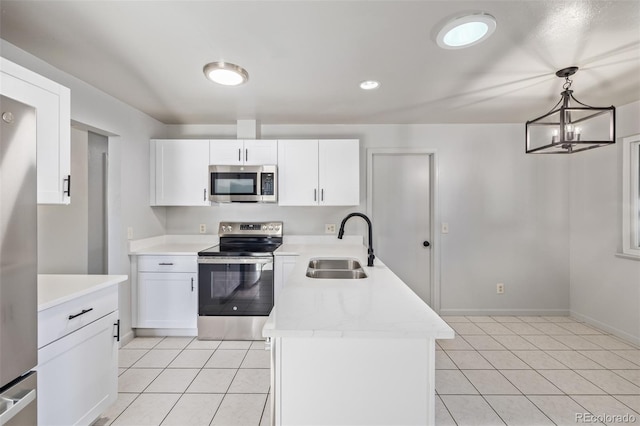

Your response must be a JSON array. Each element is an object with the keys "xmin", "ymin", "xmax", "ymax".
[{"xmin": 337, "ymin": 212, "xmax": 375, "ymax": 267}]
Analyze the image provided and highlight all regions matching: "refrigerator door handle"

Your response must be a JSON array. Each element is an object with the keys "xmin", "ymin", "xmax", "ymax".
[{"xmin": 0, "ymin": 389, "xmax": 36, "ymax": 425}]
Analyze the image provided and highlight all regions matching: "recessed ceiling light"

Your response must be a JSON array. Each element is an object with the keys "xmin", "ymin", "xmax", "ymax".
[
  {"xmin": 360, "ymin": 80, "xmax": 380, "ymax": 90},
  {"xmin": 203, "ymin": 62, "xmax": 249, "ymax": 86},
  {"xmin": 436, "ymin": 13, "xmax": 497, "ymax": 49}
]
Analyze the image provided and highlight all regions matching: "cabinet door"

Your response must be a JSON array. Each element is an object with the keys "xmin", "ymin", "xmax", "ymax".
[
  {"xmin": 1, "ymin": 59, "xmax": 71, "ymax": 205},
  {"xmin": 244, "ymin": 140, "xmax": 278, "ymax": 165},
  {"xmin": 153, "ymin": 139, "xmax": 209, "ymax": 206},
  {"xmin": 37, "ymin": 311, "xmax": 118, "ymax": 426},
  {"xmin": 319, "ymin": 139, "xmax": 360, "ymax": 206},
  {"xmin": 274, "ymin": 255, "xmax": 298, "ymax": 304},
  {"xmin": 210, "ymin": 139, "xmax": 243, "ymax": 165},
  {"xmin": 277, "ymin": 140, "xmax": 319, "ymax": 206},
  {"xmin": 138, "ymin": 272, "xmax": 197, "ymax": 328}
]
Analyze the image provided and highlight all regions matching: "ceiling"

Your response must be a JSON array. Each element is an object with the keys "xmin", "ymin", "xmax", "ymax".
[{"xmin": 1, "ymin": 0, "xmax": 638, "ymax": 125}]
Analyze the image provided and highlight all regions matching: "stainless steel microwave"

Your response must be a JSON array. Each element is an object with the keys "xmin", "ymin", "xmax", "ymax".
[{"xmin": 209, "ymin": 165, "xmax": 277, "ymax": 203}]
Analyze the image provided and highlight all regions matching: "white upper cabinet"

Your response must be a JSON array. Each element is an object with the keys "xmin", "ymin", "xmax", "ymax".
[
  {"xmin": 210, "ymin": 139, "xmax": 277, "ymax": 165},
  {"xmin": 319, "ymin": 139, "xmax": 360, "ymax": 205},
  {"xmin": 150, "ymin": 139, "xmax": 210, "ymax": 206},
  {"xmin": 278, "ymin": 140, "xmax": 319, "ymax": 206},
  {"xmin": 0, "ymin": 57, "xmax": 71, "ymax": 204},
  {"xmin": 278, "ymin": 139, "xmax": 359, "ymax": 206}
]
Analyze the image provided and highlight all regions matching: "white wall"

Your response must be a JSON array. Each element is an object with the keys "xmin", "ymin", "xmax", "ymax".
[
  {"xmin": 166, "ymin": 123, "xmax": 572, "ymax": 315},
  {"xmin": 1, "ymin": 40, "xmax": 167, "ymax": 341},
  {"xmin": 38, "ymin": 128, "xmax": 89, "ymax": 273},
  {"xmin": 569, "ymin": 100, "xmax": 640, "ymax": 345}
]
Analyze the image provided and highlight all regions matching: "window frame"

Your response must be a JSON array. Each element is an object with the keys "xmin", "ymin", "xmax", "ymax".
[{"xmin": 621, "ymin": 133, "xmax": 640, "ymax": 258}]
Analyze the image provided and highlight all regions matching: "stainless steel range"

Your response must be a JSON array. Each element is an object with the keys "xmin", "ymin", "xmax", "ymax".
[{"xmin": 197, "ymin": 221, "xmax": 282, "ymax": 340}]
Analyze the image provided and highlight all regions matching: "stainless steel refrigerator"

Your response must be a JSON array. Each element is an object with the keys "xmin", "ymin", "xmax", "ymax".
[{"xmin": 0, "ymin": 95, "xmax": 38, "ymax": 425}]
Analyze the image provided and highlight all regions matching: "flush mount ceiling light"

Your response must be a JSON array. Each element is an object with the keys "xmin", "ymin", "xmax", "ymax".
[
  {"xmin": 436, "ymin": 13, "xmax": 497, "ymax": 49},
  {"xmin": 360, "ymin": 80, "xmax": 380, "ymax": 90},
  {"xmin": 525, "ymin": 67, "xmax": 616, "ymax": 154},
  {"xmin": 203, "ymin": 62, "xmax": 249, "ymax": 86}
]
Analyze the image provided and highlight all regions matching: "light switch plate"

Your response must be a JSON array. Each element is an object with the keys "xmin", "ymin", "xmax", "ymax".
[{"xmin": 441, "ymin": 222, "xmax": 449, "ymax": 234}]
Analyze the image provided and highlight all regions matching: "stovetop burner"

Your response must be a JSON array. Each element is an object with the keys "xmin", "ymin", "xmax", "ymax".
[{"xmin": 197, "ymin": 221, "xmax": 283, "ymax": 257}]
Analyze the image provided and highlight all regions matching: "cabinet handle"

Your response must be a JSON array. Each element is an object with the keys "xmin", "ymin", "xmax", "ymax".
[
  {"xmin": 114, "ymin": 319, "xmax": 121, "ymax": 342},
  {"xmin": 204, "ymin": 188, "xmax": 207, "ymax": 201},
  {"xmin": 158, "ymin": 262, "xmax": 174, "ymax": 266},
  {"xmin": 314, "ymin": 189, "xmax": 317, "ymax": 201},
  {"xmin": 245, "ymin": 148, "xmax": 248, "ymax": 162},
  {"xmin": 191, "ymin": 277, "xmax": 194, "ymax": 292},
  {"xmin": 63, "ymin": 174, "xmax": 71, "ymax": 197},
  {"xmin": 321, "ymin": 188, "xmax": 324, "ymax": 202},
  {"xmin": 68, "ymin": 308, "xmax": 93, "ymax": 320},
  {"xmin": 238, "ymin": 148, "xmax": 241, "ymax": 162}
]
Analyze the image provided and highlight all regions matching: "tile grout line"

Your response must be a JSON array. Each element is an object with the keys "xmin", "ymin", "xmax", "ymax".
[{"xmin": 439, "ymin": 316, "xmax": 639, "ymax": 425}]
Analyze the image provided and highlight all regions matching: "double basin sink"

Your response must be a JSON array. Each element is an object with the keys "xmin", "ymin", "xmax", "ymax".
[{"xmin": 305, "ymin": 258, "xmax": 368, "ymax": 279}]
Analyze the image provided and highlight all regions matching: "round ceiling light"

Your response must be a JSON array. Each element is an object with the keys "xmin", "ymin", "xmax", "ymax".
[
  {"xmin": 360, "ymin": 80, "xmax": 380, "ymax": 90},
  {"xmin": 203, "ymin": 62, "xmax": 249, "ymax": 86},
  {"xmin": 436, "ymin": 13, "xmax": 497, "ymax": 49}
]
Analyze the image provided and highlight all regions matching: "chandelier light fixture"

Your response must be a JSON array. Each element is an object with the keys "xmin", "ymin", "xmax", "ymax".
[{"xmin": 525, "ymin": 67, "xmax": 616, "ymax": 154}]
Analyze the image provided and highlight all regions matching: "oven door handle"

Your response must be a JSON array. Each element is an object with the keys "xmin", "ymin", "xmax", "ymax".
[{"xmin": 198, "ymin": 257, "xmax": 273, "ymax": 265}]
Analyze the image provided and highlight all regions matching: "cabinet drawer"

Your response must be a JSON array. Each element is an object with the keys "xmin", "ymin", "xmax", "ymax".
[
  {"xmin": 138, "ymin": 255, "xmax": 197, "ymax": 273},
  {"xmin": 38, "ymin": 285, "xmax": 117, "ymax": 349}
]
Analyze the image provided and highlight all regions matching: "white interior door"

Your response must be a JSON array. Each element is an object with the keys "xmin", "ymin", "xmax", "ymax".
[{"xmin": 370, "ymin": 152, "xmax": 432, "ymax": 305}]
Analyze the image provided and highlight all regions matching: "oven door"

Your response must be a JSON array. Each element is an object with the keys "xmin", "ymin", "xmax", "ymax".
[{"xmin": 198, "ymin": 256, "xmax": 274, "ymax": 316}]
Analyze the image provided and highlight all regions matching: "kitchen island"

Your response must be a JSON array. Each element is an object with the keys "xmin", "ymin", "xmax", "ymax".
[
  {"xmin": 264, "ymin": 243, "xmax": 454, "ymax": 426},
  {"xmin": 37, "ymin": 274, "xmax": 126, "ymax": 426}
]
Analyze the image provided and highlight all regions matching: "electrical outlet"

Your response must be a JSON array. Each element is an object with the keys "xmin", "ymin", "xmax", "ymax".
[
  {"xmin": 127, "ymin": 227, "xmax": 133, "ymax": 240},
  {"xmin": 199, "ymin": 224, "xmax": 206, "ymax": 234},
  {"xmin": 325, "ymin": 224, "xmax": 336, "ymax": 234},
  {"xmin": 496, "ymin": 283, "xmax": 505, "ymax": 294},
  {"xmin": 441, "ymin": 222, "xmax": 449, "ymax": 234}
]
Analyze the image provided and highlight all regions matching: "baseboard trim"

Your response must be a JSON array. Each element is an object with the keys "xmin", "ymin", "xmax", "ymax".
[
  {"xmin": 134, "ymin": 328, "xmax": 197, "ymax": 337},
  {"xmin": 570, "ymin": 310, "xmax": 640, "ymax": 347},
  {"xmin": 119, "ymin": 330, "xmax": 135, "ymax": 348},
  {"xmin": 439, "ymin": 308, "xmax": 570, "ymax": 316}
]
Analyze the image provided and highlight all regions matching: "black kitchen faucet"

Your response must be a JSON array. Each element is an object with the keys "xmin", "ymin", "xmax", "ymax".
[{"xmin": 337, "ymin": 212, "xmax": 375, "ymax": 267}]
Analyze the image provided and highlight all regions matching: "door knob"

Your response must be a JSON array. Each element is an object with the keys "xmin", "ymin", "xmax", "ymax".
[{"xmin": 423, "ymin": 241, "xmax": 430, "ymax": 247}]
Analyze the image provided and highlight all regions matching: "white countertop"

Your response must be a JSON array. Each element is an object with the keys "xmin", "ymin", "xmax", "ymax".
[
  {"xmin": 128, "ymin": 235, "xmax": 218, "ymax": 255},
  {"xmin": 38, "ymin": 274, "xmax": 127, "ymax": 311},
  {"xmin": 264, "ymin": 244, "xmax": 454, "ymax": 339}
]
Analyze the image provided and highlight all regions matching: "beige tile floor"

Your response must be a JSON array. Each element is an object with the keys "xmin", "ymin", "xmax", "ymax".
[{"xmin": 94, "ymin": 316, "xmax": 640, "ymax": 425}]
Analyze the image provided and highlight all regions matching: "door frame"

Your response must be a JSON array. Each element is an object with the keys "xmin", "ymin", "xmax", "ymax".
[{"xmin": 366, "ymin": 148, "xmax": 441, "ymax": 312}]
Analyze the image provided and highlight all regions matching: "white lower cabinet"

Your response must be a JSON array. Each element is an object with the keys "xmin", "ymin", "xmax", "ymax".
[
  {"xmin": 133, "ymin": 255, "xmax": 198, "ymax": 330},
  {"xmin": 138, "ymin": 272, "xmax": 197, "ymax": 328},
  {"xmin": 271, "ymin": 337, "xmax": 435, "ymax": 426},
  {"xmin": 274, "ymin": 255, "xmax": 298, "ymax": 302},
  {"xmin": 37, "ymin": 286, "xmax": 119, "ymax": 426}
]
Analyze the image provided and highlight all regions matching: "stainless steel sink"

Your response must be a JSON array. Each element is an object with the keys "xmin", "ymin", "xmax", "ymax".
[
  {"xmin": 305, "ymin": 269, "xmax": 368, "ymax": 279},
  {"xmin": 307, "ymin": 258, "xmax": 362, "ymax": 270},
  {"xmin": 306, "ymin": 257, "xmax": 367, "ymax": 279}
]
